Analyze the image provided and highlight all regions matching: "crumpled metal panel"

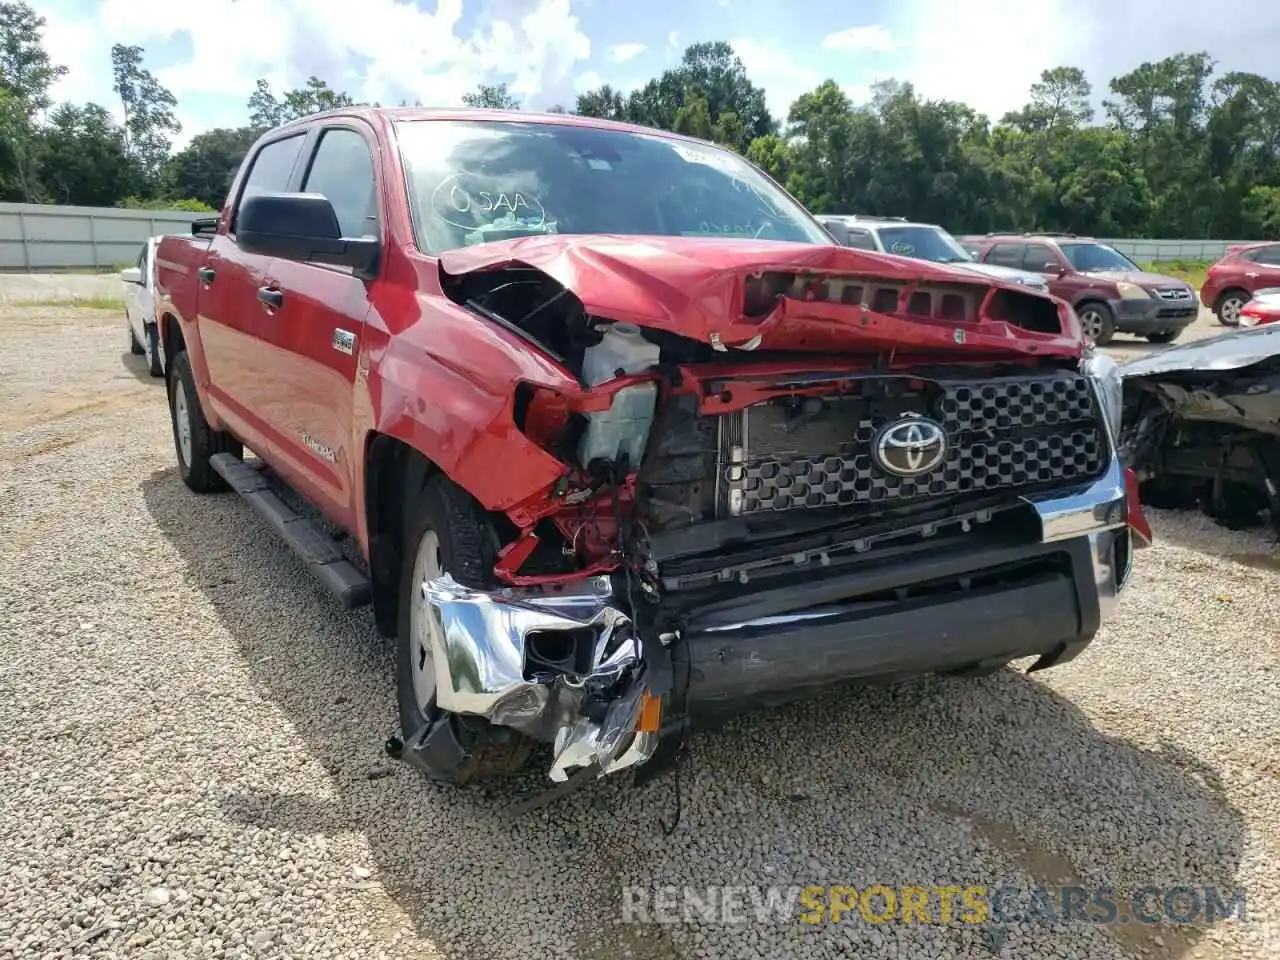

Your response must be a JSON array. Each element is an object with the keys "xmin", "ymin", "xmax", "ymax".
[
  {"xmin": 419, "ymin": 574, "xmax": 655, "ymax": 780},
  {"xmin": 1119, "ymin": 325, "xmax": 1280, "ymax": 378}
]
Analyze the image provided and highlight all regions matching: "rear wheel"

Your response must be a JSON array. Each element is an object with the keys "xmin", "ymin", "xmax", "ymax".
[
  {"xmin": 395, "ymin": 474, "xmax": 533, "ymax": 784},
  {"xmin": 1215, "ymin": 290, "xmax": 1248, "ymax": 326},
  {"xmin": 128, "ymin": 317, "xmax": 145, "ymax": 355},
  {"xmin": 168, "ymin": 350, "xmax": 241, "ymax": 493},
  {"xmin": 1077, "ymin": 302, "xmax": 1116, "ymax": 345},
  {"xmin": 144, "ymin": 324, "xmax": 163, "ymax": 377},
  {"xmin": 1146, "ymin": 329, "xmax": 1181, "ymax": 344}
]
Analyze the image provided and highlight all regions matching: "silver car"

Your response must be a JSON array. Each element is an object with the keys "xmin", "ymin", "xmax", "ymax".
[{"xmin": 816, "ymin": 215, "xmax": 1051, "ymax": 292}]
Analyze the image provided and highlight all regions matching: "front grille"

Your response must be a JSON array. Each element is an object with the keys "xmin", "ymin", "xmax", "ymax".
[
  {"xmin": 718, "ymin": 373, "xmax": 1107, "ymax": 517},
  {"xmin": 1155, "ymin": 288, "xmax": 1193, "ymax": 303}
]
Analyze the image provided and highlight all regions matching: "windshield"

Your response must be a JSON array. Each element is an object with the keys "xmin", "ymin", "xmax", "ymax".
[
  {"xmin": 876, "ymin": 226, "xmax": 973, "ymax": 264},
  {"xmin": 394, "ymin": 119, "xmax": 830, "ymax": 254},
  {"xmin": 1060, "ymin": 242, "xmax": 1140, "ymax": 272}
]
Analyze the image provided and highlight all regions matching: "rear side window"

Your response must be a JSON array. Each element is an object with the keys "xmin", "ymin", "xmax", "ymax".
[
  {"xmin": 233, "ymin": 134, "xmax": 306, "ymax": 231},
  {"xmin": 302, "ymin": 128, "xmax": 379, "ymax": 239},
  {"xmin": 846, "ymin": 229, "xmax": 878, "ymax": 251},
  {"xmin": 1255, "ymin": 245, "xmax": 1280, "ymax": 266},
  {"xmin": 987, "ymin": 243, "xmax": 1025, "ymax": 267},
  {"xmin": 1022, "ymin": 243, "xmax": 1060, "ymax": 272}
]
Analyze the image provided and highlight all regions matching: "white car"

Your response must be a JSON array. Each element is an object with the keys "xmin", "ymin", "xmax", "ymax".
[
  {"xmin": 121, "ymin": 236, "xmax": 164, "ymax": 378},
  {"xmin": 816, "ymin": 215, "xmax": 1051, "ymax": 292}
]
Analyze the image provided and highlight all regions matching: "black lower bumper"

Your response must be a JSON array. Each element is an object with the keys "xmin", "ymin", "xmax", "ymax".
[
  {"xmin": 671, "ymin": 535, "xmax": 1103, "ymax": 712},
  {"xmin": 1110, "ymin": 297, "xmax": 1198, "ymax": 333}
]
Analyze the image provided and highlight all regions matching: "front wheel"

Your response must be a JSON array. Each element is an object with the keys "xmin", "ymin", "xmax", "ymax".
[
  {"xmin": 1076, "ymin": 302, "xmax": 1116, "ymax": 346},
  {"xmin": 395, "ymin": 475, "xmax": 533, "ymax": 784},
  {"xmin": 168, "ymin": 350, "xmax": 241, "ymax": 493}
]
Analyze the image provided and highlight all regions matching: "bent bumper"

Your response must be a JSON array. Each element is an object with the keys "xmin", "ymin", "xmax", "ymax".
[{"xmin": 404, "ymin": 456, "xmax": 1145, "ymax": 784}]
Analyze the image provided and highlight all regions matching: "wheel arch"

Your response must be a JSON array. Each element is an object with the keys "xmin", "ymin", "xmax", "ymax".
[{"xmin": 364, "ymin": 434, "xmax": 438, "ymax": 638}]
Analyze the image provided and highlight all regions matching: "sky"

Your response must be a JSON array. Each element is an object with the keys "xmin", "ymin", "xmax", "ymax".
[{"xmin": 38, "ymin": 0, "xmax": 1280, "ymax": 151}]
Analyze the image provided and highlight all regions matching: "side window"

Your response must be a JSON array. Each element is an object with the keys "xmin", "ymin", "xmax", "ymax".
[
  {"xmin": 1022, "ymin": 243, "xmax": 1061, "ymax": 273},
  {"xmin": 301, "ymin": 128, "xmax": 378, "ymax": 239},
  {"xmin": 136, "ymin": 242, "xmax": 148, "ymax": 271},
  {"xmin": 233, "ymin": 134, "xmax": 306, "ymax": 232},
  {"xmin": 846, "ymin": 229, "xmax": 878, "ymax": 251},
  {"xmin": 1256, "ymin": 245, "xmax": 1280, "ymax": 266},
  {"xmin": 987, "ymin": 243, "xmax": 1025, "ymax": 267}
]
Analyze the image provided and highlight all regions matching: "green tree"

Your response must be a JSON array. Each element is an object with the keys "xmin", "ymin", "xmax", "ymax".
[
  {"xmin": 110, "ymin": 43, "xmax": 180, "ymax": 187},
  {"xmin": 36, "ymin": 103, "xmax": 136, "ymax": 206},
  {"xmin": 461, "ymin": 82, "xmax": 519, "ymax": 110},
  {"xmin": 165, "ymin": 126, "xmax": 258, "ymax": 210},
  {"xmin": 0, "ymin": 1, "xmax": 66, "ymax": 112},
  {"xmin": 247, "ymin": 76, "xmax": 354, "ymax": 131}
]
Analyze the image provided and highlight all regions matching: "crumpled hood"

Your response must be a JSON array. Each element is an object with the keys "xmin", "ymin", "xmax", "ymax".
[
  {"xmin": 439, "ymin": 234, "xmax": 1082, "ymax": 359},
  {"xmin": 1083, "ymin": 269, "xmax": 1191, "ymax": 289},
  {"xmin": 1120, "ymin": 325, "xmax": 1280, "ymax": 378}
]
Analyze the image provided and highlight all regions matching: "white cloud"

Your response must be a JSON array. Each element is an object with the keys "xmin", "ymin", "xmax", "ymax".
[
  {"xmin": 891, "ymin": 0, "xmax": 1076, "ymax": 120},
  {"xmin": 730, "ymin": 38, "xmax": 821, "ymax": 121},
  {"xmin": 42, "ymin": 0, "xmax": 591, "ymax": 143},
  {"xmin": 821, "ymin": 25, "xmax": 896, "ymax": 55},
  {"xmin": 608, "ymin": 43, "xmax": 646, "ymax": 64},
  {"xmin": 575, "ymin": 69, "xmax": 604, "ymax": 91},
  {"xmin": 665, "ymin": 31, "xmax": 680, "ymax": 56}
]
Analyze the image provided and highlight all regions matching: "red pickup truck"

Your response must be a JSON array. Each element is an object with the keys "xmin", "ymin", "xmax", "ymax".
[{"xmin": 154, "ymin": 107, "xmax": 1150, "ymax": 790}]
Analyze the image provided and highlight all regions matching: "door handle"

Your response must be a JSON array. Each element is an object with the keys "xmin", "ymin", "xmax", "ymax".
[
  {"xmin": 257, "ymin": 286, "xmax": 283, "ymax": 309},
  {"xmin": 198, "ymin": 267, "xmax": 216, "ymax": 284}
]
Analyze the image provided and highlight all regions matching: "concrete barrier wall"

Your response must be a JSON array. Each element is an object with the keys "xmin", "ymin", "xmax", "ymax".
[{"xmin": 0, "ymin": 202, "xmax": 204, "ymax": 271}]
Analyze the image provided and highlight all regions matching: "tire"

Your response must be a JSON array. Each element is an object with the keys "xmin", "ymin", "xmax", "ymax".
[
  {"xmin": 168, "ymin": 350, "xmax": 242, "ymax": 493},
  {"xmin": 128, "ymin": 317, "xmax": 145, "ymax": 355},
  {"xmin": 395, "ymin": 474, "xmax": 533, "ymax": 784},
  {"xmin": 144, "ymin": 324, "xmax": 164, "ymax": 378},
  {"xmin": 1146, "ymin": 329, "xmax": 1181, "ymax": 344},
  {"xmin": 1215, "ymin": 290, "xmax": 1248, "ymax": 327},
  {"xmin": 1076, "ymin": 302, "xmax": 1116, "ymax": 345}
]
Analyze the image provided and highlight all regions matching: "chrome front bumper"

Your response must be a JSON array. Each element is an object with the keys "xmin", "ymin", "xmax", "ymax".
[{"xmin": 412, "ymin": 453, "xmax": 1143, "ymax": 784}]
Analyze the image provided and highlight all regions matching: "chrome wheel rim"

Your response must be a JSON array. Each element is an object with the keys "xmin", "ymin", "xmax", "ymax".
[
  {"xmin": 1079, "ymin": 308, "xmax": 1104, "ymax": 341},
  {"xmin": 408, "ymin": 529, "xmax": 443, "ymax": 713},
  {"xmin": 144, "ymin": 328, "xmax": 155, "ymax": 368},
  {"xmin": 174, "ymin": 382, "xmax": 193, "ymax": 467},
  {"xmin": 1221, "ymin": 297, "xmax": 1243, "ymax": 324}
]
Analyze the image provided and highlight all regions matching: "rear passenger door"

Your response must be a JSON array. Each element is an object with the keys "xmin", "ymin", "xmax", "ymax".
[
  {"xmin": 199, "ymin": 132, "xmax": 307, "ymax": 450},
  {"xmin": 252, "ymin": 123, "xmax": 381, "ymax": 531},
  {"xmin": 1244, "ymin": 245, "xmax": 1280, "ymax": 294},
  {"xmin": 1020, "ymin": 242, "xmax": 1071, "ymax": 296}
]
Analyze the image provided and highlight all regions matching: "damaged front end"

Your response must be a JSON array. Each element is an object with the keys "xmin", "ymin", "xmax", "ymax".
[
  {"xmin": 1119, "ymin": 325, "xmax": 1280, "ymax": 531},
  {"xmin": 398, "ymin": 237, "xmax": 1154, "ymax": 787}
]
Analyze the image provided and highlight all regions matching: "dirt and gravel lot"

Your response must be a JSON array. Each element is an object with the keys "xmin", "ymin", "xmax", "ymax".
[{"xmin": 1, "ymin": 290, "xmax": 1278, "ymax": 960}]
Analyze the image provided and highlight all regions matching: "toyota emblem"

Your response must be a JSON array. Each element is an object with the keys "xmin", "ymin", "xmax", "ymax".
[{"xmin": 873, "ymin": 415, "xmax": 948, "ymax": 477}]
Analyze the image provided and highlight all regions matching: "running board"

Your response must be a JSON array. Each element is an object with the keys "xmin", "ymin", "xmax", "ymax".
[{"xmin": 209, "ymin": 453, "xmax": 372, "ymax": 610}]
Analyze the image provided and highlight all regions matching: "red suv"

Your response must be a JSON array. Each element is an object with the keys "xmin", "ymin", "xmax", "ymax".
[
  {"xmin": 1200, "ymin": 242, "xmax": 1280, "ymax": 326},
  {"xmin": 960, "ymin": 233, "xmax": 1199, "ymax": 345}
]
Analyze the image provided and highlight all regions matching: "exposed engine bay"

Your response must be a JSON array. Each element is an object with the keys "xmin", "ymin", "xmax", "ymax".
[
  {"xmin": 393, "ymin": 251, "xmax": 1141, "ymax": 793},
  {"xmin": 1119, "ymin": 326, "xmax": 1280, "ymax": 532}
]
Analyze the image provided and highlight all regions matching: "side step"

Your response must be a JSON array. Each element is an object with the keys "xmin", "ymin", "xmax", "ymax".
[{"xmin": 210, "ymin": 453, "xmax": 372, "ymax": 610}]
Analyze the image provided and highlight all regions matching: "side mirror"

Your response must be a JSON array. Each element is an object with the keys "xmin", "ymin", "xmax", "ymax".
[
  {"xmin": 236, "ymin": 192, "xmax": 379, "ymax": 278},
  {"xmin": 119, "ymin": 267, "xmax": 144, "ymax": 285}
]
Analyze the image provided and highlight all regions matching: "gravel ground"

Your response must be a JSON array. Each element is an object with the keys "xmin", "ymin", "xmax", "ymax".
[{"xmin": 1, "ymin": 300, "xmax": 1278, "ymax": 960}]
